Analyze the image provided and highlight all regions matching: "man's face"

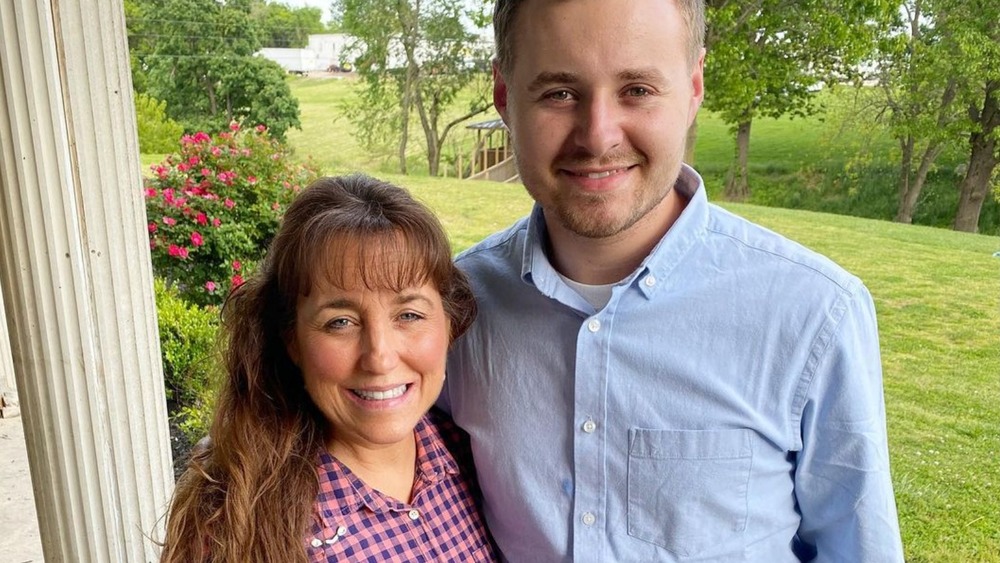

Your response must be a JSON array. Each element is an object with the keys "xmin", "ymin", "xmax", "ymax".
[{"xmin": 495, "ymin": 0, "xmax": 704, "ymax": 240}]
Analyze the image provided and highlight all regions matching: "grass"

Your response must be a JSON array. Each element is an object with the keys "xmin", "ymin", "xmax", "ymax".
[
  {"xmin": 397, "ymin": 177, "xmax": 1000, "ymax": 562},
  {"xmin": 145, "ymin": 74, "xmax": 1000, "ymax": 561}
]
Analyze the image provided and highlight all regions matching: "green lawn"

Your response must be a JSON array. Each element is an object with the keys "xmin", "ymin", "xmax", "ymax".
[
  {"xmin": 145, "ymin": 75, "xmax": 1000, "ymax": 561},
  {"xmin": 397, "ymin": 176, "xmax": 1000, "ymax": 562},
  {"xmin": 287, "ymin": 76, "xmax": 1000, "ymax": 561}
]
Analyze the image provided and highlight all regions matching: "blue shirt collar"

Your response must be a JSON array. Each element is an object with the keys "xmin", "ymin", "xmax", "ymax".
[{"xmin": 521, "ymin": 164, "xmax": 709, "ymax": 303}]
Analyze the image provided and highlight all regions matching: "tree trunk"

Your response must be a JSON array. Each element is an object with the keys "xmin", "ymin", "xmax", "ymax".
[
  {"xmin": 954, "ymin": 83, "xmax": 1000, "ymax": 232},
  {"xmin": 725, "ymin": 119, "xmax": 752, "ymax": 201},
  {"xmin": 895, "ymin": 136, "xmax": 915, "ymax": 223},
  {"xmin": 896, "ymin": 138, "xmax": 942, "ymax": 224},
  {"xmin": 953, "ymin": 134, "xmax": 998, "ymax": 232},
  {"xmin": 684, "ymin": 117, "xmax": 698, "ymax": 164}
]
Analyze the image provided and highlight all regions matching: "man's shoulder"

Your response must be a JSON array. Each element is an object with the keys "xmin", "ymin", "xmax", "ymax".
[
  {"xmin": 703, "ymin": 204, "xmax": 862, "ymax": 294},
  {"xmin": 454, "ymin": 215, "xmax": 530, "ymax": 269}
]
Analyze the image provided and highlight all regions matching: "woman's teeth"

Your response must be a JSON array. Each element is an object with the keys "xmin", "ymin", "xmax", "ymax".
[{"xmin": 353, "ymin": 384, "xmax": 407, "ymax": 401}]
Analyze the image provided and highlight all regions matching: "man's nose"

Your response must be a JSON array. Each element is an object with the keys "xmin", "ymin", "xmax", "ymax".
[{"xmin": 573, "ymin": 95, "xmax": 624, "ymax": 156}]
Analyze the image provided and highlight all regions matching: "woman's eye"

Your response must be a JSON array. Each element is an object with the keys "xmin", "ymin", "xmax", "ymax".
[
  {"xmin": 324, "ymin": 318, "xmax": 351, "ymax": 330},
  {"xmin": 398, "ymin": 312, "xmax": 423, "ymax": 322}
]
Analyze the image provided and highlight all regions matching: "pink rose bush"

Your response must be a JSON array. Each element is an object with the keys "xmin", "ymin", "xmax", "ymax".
[{"xmin": 145, "ymin": 122, "xmax": 319, "ymax": 306}]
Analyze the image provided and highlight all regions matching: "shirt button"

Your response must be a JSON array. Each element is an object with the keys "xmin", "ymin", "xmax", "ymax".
[
  {"xmin": 582, "ymin": 419, "xmax": 597, "ymax": 433},
  {"xmin": 582, "ymin": 512, "xmax": 596, "ymax": 526},
  {"xmin": 408, "ymin": 509, "xmax": 420, "ymax": 521},
  {"xmin": 644, "ymin": 275, "xmax": 657, "ymax": 287},
  {"xmin": 310, "ymin": 538, "xmax": 323, "ymax": 548},
  {"xmin": 587, "ymin": 318, "xmax": 601, "ymax": 332}
]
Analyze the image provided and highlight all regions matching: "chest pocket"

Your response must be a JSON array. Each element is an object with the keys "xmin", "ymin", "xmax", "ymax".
[{"xmin": 627, "ymin": 428, "xmax": 753, "ymax": 557}]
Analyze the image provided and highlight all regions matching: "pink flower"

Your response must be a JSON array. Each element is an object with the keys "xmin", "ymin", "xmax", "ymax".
[
  {"xmin": 168, "ymin": 244, "xmax": 182, "ymax": 257},
  {"xmin": 205, "ymin": 281, "xmax": 217, "ymax": 292},
  {"xmin": 247, "ymin": 175, "xmax": 258, "ymax": 184},
  {"xmin": 229, "ymin": 121, "xmax": 240, "ymax": 131},
  {"xmin": 190, "ymin": 231, "xmax": 204, "ymax": 247},
  {"xmin": 193, "ymin": 132, "xmax": 211, "ymax": 143},
  {"xmin": 144, "ymin": 187, "xmax": 157, "ymax": 198},
  {"xmin": 148, "ymin": 222, "xmax": 157, "ymax": 233},
  {"xmin": 200, "ymin": 167, "xmax": 211, "ymax": 177},
  {"xmin": 196, "ymin": 212, "xmax": 207, "ymax": 226},
  {"xmin": 178, "ymin": 246, "xmax": 189, "ymax": 259},
  {"xmin": 188, "ymin": 156, "xmax": 200, "ymax": 166},
  {"xmin": 271, "ymin": 202, "xmax": 281, "ymax": 211},
  {"xmin": 224, "ymin": 198, "xmax": 235, "ymax": 209},
  {"xmin": 177, "ymin": 162, "xmax": 190, "ymax": 173},
  {"xmin": 211, "ymin": 146, "xmax": 223, "ymax": 157},
  {"xmin": 232, "ymin": 260, "xmax": 242, "ymax": 271},
  {"xmin": 162, "ymin": 216, "xmax": 177, "ymax": 227},
  {"xmin": 255, "ymin": 124, "xmax": 267, "ymax": 133},
  {"xmin": 212, "ymin": 217, "xmax": 221, "ymax": 228},
  {"xmin": 231, "ymin": 274, "xmax": 244, "ymax": 287}
]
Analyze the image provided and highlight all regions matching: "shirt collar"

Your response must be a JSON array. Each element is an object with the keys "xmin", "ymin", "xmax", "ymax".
[
  {"xmin": 521, "ymin": 164, "xmax": 709, "ymax": 300},
  {"xmin": 312, "ymin": 414, "xmax": 459, "ymax": 529}
]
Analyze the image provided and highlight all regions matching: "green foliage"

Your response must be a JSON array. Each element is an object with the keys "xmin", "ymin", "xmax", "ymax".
[
  {"xmin": 153, "ymin": 277, "xmax": 220, "ymax": 442},
  {"xmin": 703, "ymin": 0, "xmax": 897, "ymax": 198},
  {"xmin": 252, "ymin": 2, "xmax": 326, "ymax": 48},
  {"xmin": 144, "ymin": 122, "xmax": 319, "ymax": 307},
  {"xmin": 128, "ymin": 0, "xmax": 302, "ymax": 140},
  {"xmin": 134, "ymin": 92, "xmax": 185, "ymax": 154},
  {"xmin": 338, "ymin": 0, "xmax": 493, "ymax": 175}
]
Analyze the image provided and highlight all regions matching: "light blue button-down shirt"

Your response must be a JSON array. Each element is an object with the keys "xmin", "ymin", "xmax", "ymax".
[{"xmin": 443, "ymin": 166, "xmax": 904, "ymax": 562}]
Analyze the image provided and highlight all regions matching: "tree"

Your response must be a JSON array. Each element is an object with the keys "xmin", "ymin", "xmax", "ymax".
[
  {"xmin": 252, "ymin": 3, "xmax": 326, "ymax": 48},
  {"xmin": 130, "ymin": 0, "xmax": 301, "ymax": 140},
  {"xmin": 944, "ymin": 0, "xmax": 1000, "ymax": 232},
  {"xmin": 870, "ymin": 0, "xmax": 965, "ymax": 224},
  {"xmin": 703, "ymin": 0, "xmax": 896, "ymax": 200},
  {"xmin": 338, "ymin": 0, "xmax": 493, "ymax": 175}
]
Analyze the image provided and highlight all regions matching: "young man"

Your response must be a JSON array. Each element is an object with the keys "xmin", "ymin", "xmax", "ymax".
[{"xmin": 443, "ymin": 0, "xmax": 905, "ymax": 560}]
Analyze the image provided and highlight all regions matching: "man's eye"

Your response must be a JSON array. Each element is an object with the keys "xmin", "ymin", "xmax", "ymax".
[
  {"xmin": 626, "ymin": 86, "xmax": 650, "ymax": 97},
  {"xmin": 546, "ymin": 90, "xmax": 574, "ymax": 101}
]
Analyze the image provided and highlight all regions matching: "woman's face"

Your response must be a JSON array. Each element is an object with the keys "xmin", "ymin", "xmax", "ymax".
[{"xmin": 288, "ymin": 253, "xmax": 450, "ymax": 455}]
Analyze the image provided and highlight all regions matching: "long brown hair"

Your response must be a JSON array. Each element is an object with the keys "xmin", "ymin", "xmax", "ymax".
[{"xmin": 160, "ymin": 174, "xmax": 476, "ymax": 563}]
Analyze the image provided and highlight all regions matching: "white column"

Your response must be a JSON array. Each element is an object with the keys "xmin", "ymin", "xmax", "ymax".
[
  {"xmin": 0, "ymin": 0, "xmax": 174, "ymax": 560},
  {"xmin": 1, "ymin": 284, "xmax": 17, "ymax": 412}
]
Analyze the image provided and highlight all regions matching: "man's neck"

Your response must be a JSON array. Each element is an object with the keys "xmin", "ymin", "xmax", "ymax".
[{"xmin": 545, "ymin": 189, "xmax": 687, "ymax": 285}]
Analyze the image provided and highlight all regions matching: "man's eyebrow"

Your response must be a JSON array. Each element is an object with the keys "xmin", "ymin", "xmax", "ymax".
[
  {"xmin": 526, "ymin": 71, "xmax": 579, "ymax": 93},
  {"xmin": 618, "ymin": 68, "xmax": 667, "ymax": 83}
]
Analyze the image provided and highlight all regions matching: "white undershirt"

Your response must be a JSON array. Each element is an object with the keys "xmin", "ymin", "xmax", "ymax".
[{"xmin": 558, "ymin": 273, "xmax": 616, "ymax": 310}]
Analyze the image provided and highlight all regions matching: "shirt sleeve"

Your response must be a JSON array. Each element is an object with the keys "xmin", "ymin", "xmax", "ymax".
[{"xmin": 793, "ymin": 285, "xmax": 905, "ymax": 562}]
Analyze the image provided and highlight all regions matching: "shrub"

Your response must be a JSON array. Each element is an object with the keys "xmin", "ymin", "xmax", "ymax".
[
  {"xmin": 154, "ymin": 278, "xmax": 219, "ymax": 443},
  {"xmin": 135, "ymin": 92, "xmax": 184, "ymax": 154},
  {"xmin": 145, "ymin": 122, "xmax": 320, "ymax": 306}
]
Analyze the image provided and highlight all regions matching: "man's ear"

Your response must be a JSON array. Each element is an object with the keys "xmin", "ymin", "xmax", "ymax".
[{"xmin": 493, "ymin": 60, "xmax": 509, "ymax": 121}]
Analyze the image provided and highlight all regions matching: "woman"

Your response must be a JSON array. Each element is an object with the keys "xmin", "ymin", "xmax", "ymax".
[{"xmin": 161, "ymin": 174, "xmax": 497, "ymax": 562}]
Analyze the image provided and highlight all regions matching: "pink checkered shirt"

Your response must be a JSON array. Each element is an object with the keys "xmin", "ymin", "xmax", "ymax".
[{"xmin": 305, "ymin": 409, "xmax": 498, "ymax": 562}]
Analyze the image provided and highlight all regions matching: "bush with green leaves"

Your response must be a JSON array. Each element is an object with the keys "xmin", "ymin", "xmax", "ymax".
[
  {"xmin": 134, "ymin": 92, "xmax": 184, "ymax": 154},
  {"xmin": 154, "ymin": 277, "xmax": 219, "ymax": 442},
  {"xmin": 145, "ymin": 122, "xmax": 319, "ymax": 306}
]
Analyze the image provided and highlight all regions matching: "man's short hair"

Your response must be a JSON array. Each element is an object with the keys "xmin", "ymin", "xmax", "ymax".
[{"xmin": 493, "ymin": 0, "xmax": 706, "ymax": 77}]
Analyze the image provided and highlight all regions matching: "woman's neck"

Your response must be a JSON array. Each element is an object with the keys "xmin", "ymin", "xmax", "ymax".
[{"xmin": 329, "ymin": 434, "xmax": 418, "ymax": 503}]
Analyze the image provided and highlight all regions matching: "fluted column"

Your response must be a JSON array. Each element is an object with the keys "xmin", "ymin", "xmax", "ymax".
[
  {"xmin": 0, "ymin": 286, "xmax": 16, "ymax": 408},
  {"xmin": 0, "ymin": 0, "xmax": 174, "ymax": 560}
]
